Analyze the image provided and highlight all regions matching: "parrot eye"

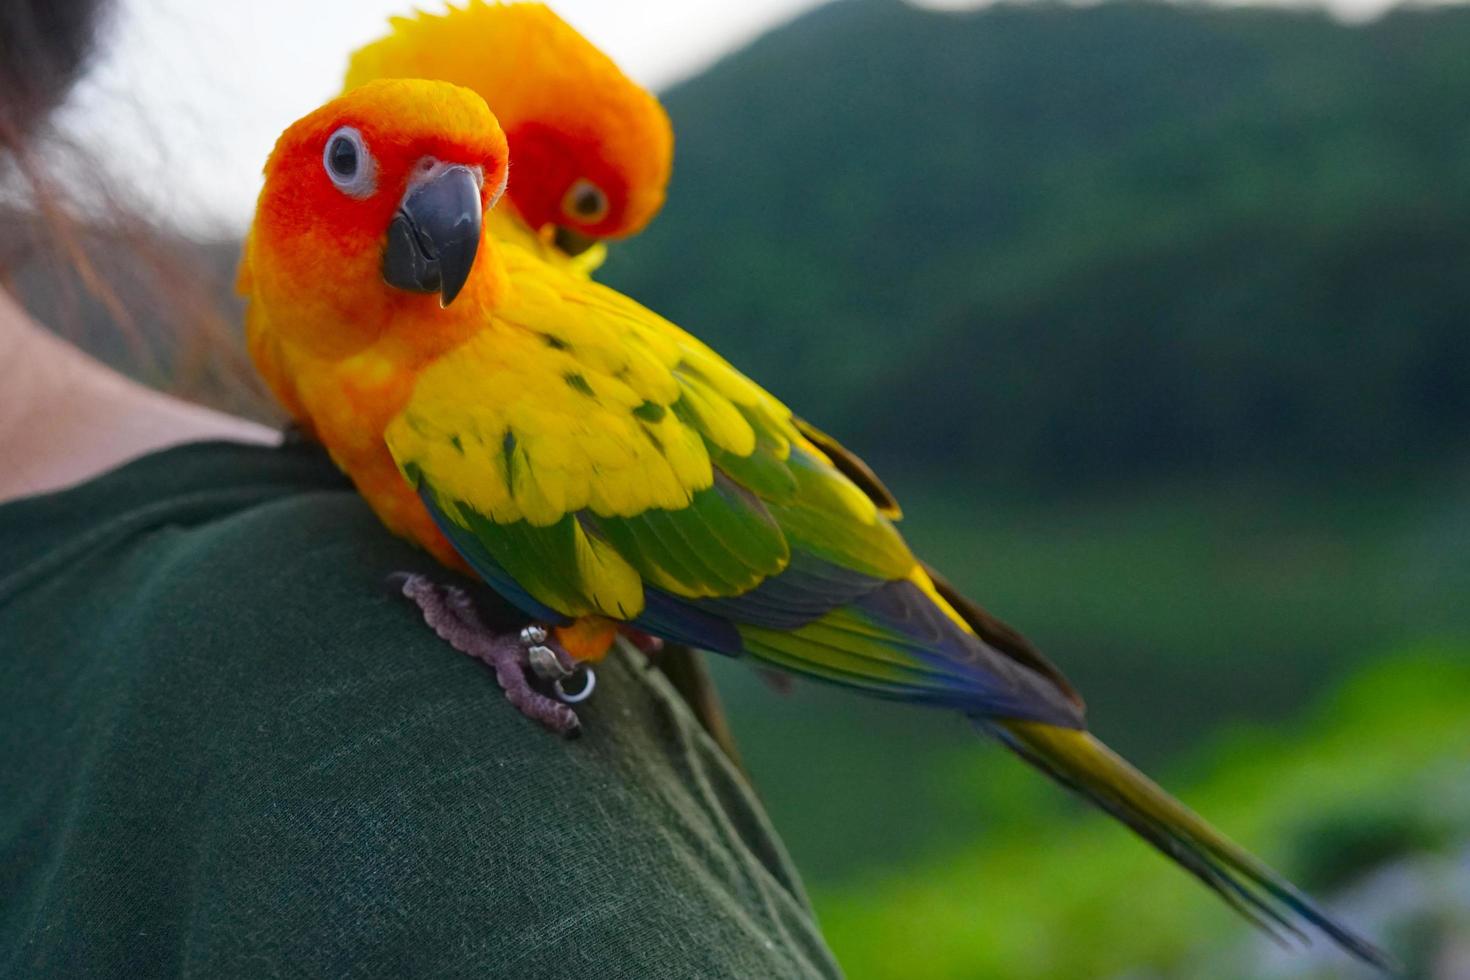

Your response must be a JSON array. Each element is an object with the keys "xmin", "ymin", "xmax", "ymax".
[
  {"xmin": 562, "ymin": 179, "xmax": 609, "ymax": 224},
  {"xmin": 323, "ymin": 126, "xmax": 375, "ymax": 198}
]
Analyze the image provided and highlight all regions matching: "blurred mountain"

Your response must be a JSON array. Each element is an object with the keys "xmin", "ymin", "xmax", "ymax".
[{"xmin": 603, "ymin": 0, "xmax": 1470, "ymax": 491}]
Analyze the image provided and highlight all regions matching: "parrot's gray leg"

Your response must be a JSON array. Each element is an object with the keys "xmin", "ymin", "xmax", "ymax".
[{"xmin": 391, "ymin": 573, "xmax": 583, "ymax": 736}]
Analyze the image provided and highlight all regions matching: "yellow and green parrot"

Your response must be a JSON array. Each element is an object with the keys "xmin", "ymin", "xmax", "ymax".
[
  {"xmin": 343, "ymin": 0, "xmax": 673, "ymax": 273},
  {"xmin": 240, "ymin": 79, "xmax": 1390, "ymax": 970}
]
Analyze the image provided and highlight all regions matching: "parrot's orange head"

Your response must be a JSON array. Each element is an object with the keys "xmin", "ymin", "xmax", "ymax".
[
  {"xmin": 344, "ymin": 1, "xmax": 673, "ymax": 257},
  {"xmin": 246, "ymin": 79, "xmax": 509, "ymax": 355}
]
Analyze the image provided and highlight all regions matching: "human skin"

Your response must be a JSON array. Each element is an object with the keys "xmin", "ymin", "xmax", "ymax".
[{"xmin": 0, "ymin": 287, "xmax": 278, "ymax": 504}]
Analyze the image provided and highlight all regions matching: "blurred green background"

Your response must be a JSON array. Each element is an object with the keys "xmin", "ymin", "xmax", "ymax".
[
  {"xmin": 597, "ymin": 1, "xmax": 1470, "ymax": 975},
  {"xmin": 12, "ymin": 0, "xmax": 1469, "ymax": 975}
]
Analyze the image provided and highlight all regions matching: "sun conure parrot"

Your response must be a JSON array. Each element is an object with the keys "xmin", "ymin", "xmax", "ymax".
[
  {"xmin": 238, "ymin": 79, "xmax": 1391, "ymax": 971},
  {"xmin": 343, "ymin": 1, "xmax": 672, "ymax": 272}
]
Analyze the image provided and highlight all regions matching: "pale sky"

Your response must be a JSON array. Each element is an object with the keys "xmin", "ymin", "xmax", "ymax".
[{"xmin": 54, "ymin": 0, "xmax": 1456, "ymax": 233}]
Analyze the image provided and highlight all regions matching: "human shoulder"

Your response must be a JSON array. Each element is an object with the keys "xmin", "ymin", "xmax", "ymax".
[{"xmin": 0, "ymin": 440, "xmax": 841, "ymax": 979}]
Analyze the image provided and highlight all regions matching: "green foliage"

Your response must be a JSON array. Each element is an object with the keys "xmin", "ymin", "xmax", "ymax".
[
  {"xmin": 604, "ymin": 0, "xmax": 1470, "ymax": 491},
  {"xmin": 811, "ymin": 648, "xmax": 1470, "ymax": 978}
]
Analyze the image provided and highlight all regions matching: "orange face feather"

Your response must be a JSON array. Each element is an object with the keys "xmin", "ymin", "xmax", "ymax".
[
  {"xmin": 344, "ymin": 2, "xmax": 673, "ymax": 249},
  {"xmin": 244, "ymin": 80, "xmax": 508, "ymax": 361}
]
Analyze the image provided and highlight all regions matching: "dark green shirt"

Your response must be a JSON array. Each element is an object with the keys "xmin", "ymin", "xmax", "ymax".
[{"xmin": 0, "ymin": 441, "xmax": 841, "ymax": 980}]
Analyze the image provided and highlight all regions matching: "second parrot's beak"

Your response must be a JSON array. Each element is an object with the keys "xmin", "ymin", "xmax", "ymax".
[
  {"xmin": 383, "ymin": 162, "xmax": 482, "ymax": 307},
  {"xmin": 552, "ymin": 225, "xmax": 599, "ymax": 258}
]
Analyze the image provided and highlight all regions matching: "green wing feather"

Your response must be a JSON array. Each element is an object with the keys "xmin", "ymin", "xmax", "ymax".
[{"xmin": 389, "ymin": 243, "xmax": 918, "ymax": 623}]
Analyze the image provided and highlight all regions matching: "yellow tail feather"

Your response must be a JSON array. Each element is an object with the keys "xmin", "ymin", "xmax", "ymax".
[{"xmin": 993, "ymin": 721, "xmax": 1395, "ymax": 971}]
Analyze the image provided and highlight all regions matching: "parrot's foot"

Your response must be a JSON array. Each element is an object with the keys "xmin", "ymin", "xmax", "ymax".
[
  {"xmin": 620, "ymin": 626, "xmax": 667, "ymax": 672},
  {"xmin": 390, "ymin": 573, "xmax": 594, "ymax": 736},
  {"xmin": 620, "ymin": 627, "xmax": 664, "ymax": 657}
]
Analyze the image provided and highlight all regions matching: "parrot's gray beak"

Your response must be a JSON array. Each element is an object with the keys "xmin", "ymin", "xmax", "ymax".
[
  {"xmin": 552, "ymin": 225, "xmax": 599, "ymax": 258},
  {"xmin": 383, "ymin": 162, "xmax": 482, "ymax": 307}
]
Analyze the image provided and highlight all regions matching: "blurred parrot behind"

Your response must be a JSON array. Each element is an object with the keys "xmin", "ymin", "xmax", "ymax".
[
  {"xmin": 344, "ymin": 1, "xmax": 673, "ymax": 273},
  {"xmin": 239, "ymin": 80, "xmax": 1391, "ymax": 971}
]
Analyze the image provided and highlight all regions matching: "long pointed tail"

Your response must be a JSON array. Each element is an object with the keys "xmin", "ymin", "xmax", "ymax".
[{"xmin": 987, "ymin": 720, "xmax": 1395, "ymax": 971}]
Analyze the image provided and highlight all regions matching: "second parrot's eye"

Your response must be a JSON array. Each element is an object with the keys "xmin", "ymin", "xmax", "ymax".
[
  {"xmin": 323, "ymin": 126, "xmax": 375, "ymax": 198},
  {"xmin": 562, "ymin": 179, "xmax": 609, "ymax": 224}
]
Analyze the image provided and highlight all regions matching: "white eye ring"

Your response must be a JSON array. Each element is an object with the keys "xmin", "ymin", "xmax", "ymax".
[{"xmin": 323, "ymin": 126, "xmax": 376, "ymax": 198}]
